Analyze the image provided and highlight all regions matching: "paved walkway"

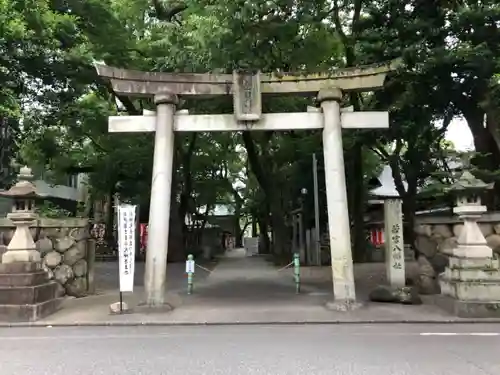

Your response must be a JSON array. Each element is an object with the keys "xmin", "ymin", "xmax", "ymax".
[
  {"xmin": 188, "ymin": 248, "xmax": 302, "ymax": 302},
  {"xmin": 5, "ymin": 250, "xmax": 500, "ymax": 326}
]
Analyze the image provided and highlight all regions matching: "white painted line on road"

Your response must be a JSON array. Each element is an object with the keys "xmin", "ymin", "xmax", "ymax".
[
  {"xmin": 469, "ymin": 332, "xmax": 500, "ymax": 336},
  {"xmin": 420, "ymin": 332, "xmax": 499, "ymax": 336}
]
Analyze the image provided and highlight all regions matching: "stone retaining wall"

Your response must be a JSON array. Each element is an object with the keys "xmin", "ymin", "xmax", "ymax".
[
  {"xmin": 0, "ymin": 218, "xmax": 95, "ymax": 298},
  {"xmin": 413, "ymin": 212, "xmax": 500, "ymax": 294}
]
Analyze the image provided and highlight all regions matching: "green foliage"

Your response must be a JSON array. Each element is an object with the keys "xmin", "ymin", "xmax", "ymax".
[
  {"xmin": 35, "ymin": 201, "xmax": 72, "ymax": 218},
  {"xmin": 6, "ymin": 0, "xmax": 500, "ymax": 255}
]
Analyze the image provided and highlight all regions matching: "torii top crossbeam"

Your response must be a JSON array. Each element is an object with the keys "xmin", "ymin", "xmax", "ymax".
[{"xmin": 95, "ymin": 59, "xmax": 401, "ymax": 98}]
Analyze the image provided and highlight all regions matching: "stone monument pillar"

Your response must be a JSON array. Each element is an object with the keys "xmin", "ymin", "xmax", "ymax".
[
  {"xmin": 384, "ymin": 199, "xmax": 405, "ymax": 287},
  {"xmin": 368, "ymin": 165, "xmax": 407, "ymax": 286},
  {"xmin": 0, "ymin": 167, "xmax": 62, "ymax": 321},
  {"xmin": 438, "ymin": 171, "xmax": 500, "ymax": 317}
]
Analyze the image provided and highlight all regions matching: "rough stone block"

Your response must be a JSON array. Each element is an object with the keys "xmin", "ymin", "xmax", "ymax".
[
  {"xmin": 54, "ymin": 264, "xmax": 74, "ymax": 284},
  {"xmin": 369, "ymin": 285, "xmax": 422, "ymax": 305},
  {"xmin": 36, "ymin": 238, "xmax": 54, "ymax": 255},
  {"xmin": 54, "ymin": 237, "xmax": 75, "ymax": 253},
  {"xmin": 65, "ymin": 277, "xmax": 88, "ymax": 297},
  {"xmin": 486, "ymin": 234, "xmax": 500, "ymax": 254},
  {"xmin": 109, "ymin": 301, "xmax": 131, "ymax": 315},
  {"xmin": 43, "ymin": 251, "xmax": 62, "ymax": 268},
  {"xmin": 72, "ymin": 259, "xmax": 87, "ymax": 277}
]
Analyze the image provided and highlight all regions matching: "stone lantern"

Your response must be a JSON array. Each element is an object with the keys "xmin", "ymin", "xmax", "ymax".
[
  {"xmin": 447, "ymin": 170, "xmax": 493, "ymax": 259},
  {"xmin": 0, "ymin": 166, "xmax": 43, "ymax": 264},
  {"xmin": 0, "ymin": 166, "xmax": 61, "ymax": 322},
  {"xmin": 437, "ymin": 170, "xmax": 500, "ymax": 318}
]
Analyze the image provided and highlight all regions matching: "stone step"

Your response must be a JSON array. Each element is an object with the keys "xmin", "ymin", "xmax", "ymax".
[
  {"xmin": 439, "ymin": 279, "xmax": 500, "ymax": 301},
  {"xmin": 0, "ymin": 271, "xmax": 48, "ymax": 287},
  {"xmin": 0, "ymin": 262, "xmax": 42, "ymax": 274},
  {"xmin": 448, "ymin": 257, "xmax": 500, "ymax": 270},
  {"xmin": 431, "ymin": 294, "xmax": 500, "ymax": 318},
  {"xmin": 0, "ymin": 298, "xmax": 63, "ymax": 322},
  {"xmin": 0, "ymin": 281, "xmax": 58, "ymax": 305},
  {"xmin": 443, "ymin": 268, "xmax": 500, "ymax": 282}
]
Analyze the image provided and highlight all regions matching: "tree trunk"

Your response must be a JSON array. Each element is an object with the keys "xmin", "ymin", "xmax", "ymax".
[
  {"xmin": 251, "ymin": 210, "xmax": 258, "ymax": 237},
  {"xmin": 167, "ymin": 149, "xmax": 185, "ymax": 262},
  {"xmin": 104, "ymin": 190, "xmax": 116, "ymax": 249},
  {"xmin": 242, "ymin": 132, "xmax": 288, "ymax": 255},
  {"xmin": 402, "ymin": 187, "xmax": 418, "ymax": 259},
  {"xmin": 232, "ymin": 189, "xmax": 243, "ymax": 247},
  {"xmin": 463, "ymin": 105, "xmax": 500, "ymax": 209},
  {"xmin": 257, "ymin": 214, "xmax": 271, "ymax": 254},
  {"xmin": 178, "ymin": 134, "xmax": 197, "ymax": 249},
  {"xmin": 167, "ymin": 192, "xmax": 185, "ymax": 262},
  {"xmin": 350, "ymin": 142, "xmax": 366, "ymax": 263}
]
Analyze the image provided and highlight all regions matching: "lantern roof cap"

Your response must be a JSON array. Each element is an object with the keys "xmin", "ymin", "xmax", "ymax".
[
  {"xmin": 448, "ymin": 170, "xmax": 494, "ymax": 192},
  {"xmin": 0, "ymin": 166, "xmax": 47, "ymax": 198},
  {"xmin": 369, "ymin": 165, "xmax": 404, "ymax": 198}
]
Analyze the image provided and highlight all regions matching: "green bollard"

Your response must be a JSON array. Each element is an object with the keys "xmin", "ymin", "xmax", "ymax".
[
  {"xmin": 186, "ymin": 254, "xmax": 194, "ymax": 295},
  {"xmin": 293, "ymin": 253, "xmax": 300, "ymax": 294}
]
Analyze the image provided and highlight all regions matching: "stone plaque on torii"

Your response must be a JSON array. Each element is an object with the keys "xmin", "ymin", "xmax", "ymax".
[{"xmin": 96, "ymin": 60, "xmax": 399, "ymax": 310}]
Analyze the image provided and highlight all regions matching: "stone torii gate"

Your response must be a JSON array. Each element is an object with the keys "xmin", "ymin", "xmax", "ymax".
[{"xmin": 96, "ymin": 61, "xmax": 398, "ymax": 309}]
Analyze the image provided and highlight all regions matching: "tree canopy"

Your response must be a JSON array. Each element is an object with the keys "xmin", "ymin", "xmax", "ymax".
[{"xmin": 3, "ymin": 0, "xmax": 499, "ymax": 260}]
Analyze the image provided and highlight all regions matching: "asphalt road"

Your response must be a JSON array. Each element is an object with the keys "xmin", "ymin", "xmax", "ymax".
[{"xmin": 0, "ymin": 324, "xmax": 499, "ymax": 375}]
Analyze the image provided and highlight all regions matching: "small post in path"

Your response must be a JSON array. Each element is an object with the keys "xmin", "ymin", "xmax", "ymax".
[
  {"xmin": 293, "ymin": 253, "xmax": 301, "ymax": 294},
  {"xmin": 186, "ymin": 254, "xmax": 195, "ymax": 295},
  {"xmin": 119, "ymin": 291, "xmax": 123, "ymax": 314}
]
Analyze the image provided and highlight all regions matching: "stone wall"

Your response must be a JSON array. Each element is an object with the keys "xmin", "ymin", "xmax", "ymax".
[
  {"xmin": 0, "ymin": 218, "xmax": 95, "ymax": 298},
  {"xmin": 413, "ymin": 212, "xmax": 500, "ymax": 294}
]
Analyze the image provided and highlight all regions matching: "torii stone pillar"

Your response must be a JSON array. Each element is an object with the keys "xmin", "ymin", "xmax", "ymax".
[
  {"xmin": 144, "ymin": 92, "xmax": 177, "ymax": 306},
  {"xmin": 319, "ymin": 88, "xmax": 356, "ymax": 306}
]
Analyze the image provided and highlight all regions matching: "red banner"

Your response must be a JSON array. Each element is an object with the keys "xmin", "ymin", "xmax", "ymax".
[
  {"xmin": 139, "ymin": 224, "xmax": 148, "ymax": 254},
  {"xmin": 370, "ymin": 228, "xmax": 385, "ymax": 246}
]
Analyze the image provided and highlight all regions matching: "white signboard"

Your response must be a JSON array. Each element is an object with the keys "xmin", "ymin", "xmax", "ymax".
[
  {"xmin": 185, "ymin": 260, "xmax": 195, "ymax": 274},
  {"xmin": 243, "ymin": 237, "xmax": 259, "ymax": 256},
  {"xmin": 118, "ymin": 204, "xmax": 137, "ymax": 292}
]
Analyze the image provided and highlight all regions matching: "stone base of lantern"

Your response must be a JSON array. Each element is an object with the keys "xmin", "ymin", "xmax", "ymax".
[
  {"xmin": 437, "ymin": 256, "xmax": 500, "ymax": 318},
  {"xmin": 0, "ymin": 262, "xmax": 62, "ymax": 322}
]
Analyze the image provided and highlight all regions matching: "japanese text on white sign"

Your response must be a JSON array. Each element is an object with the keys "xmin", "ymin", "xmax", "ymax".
[{"xmin": 118, "ymin": 204, "xmax": 137, "ymax": 292}]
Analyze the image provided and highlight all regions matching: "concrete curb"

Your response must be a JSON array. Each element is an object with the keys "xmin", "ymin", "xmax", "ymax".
[{"xmin": 2, "ymin": 319, "xmax": 500, "ymax": 328}]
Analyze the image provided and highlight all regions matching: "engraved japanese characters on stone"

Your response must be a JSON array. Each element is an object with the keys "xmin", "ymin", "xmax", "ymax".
[{"xmin": 233, "ymin": 70, "xmax": 262, "ymax": 122}]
